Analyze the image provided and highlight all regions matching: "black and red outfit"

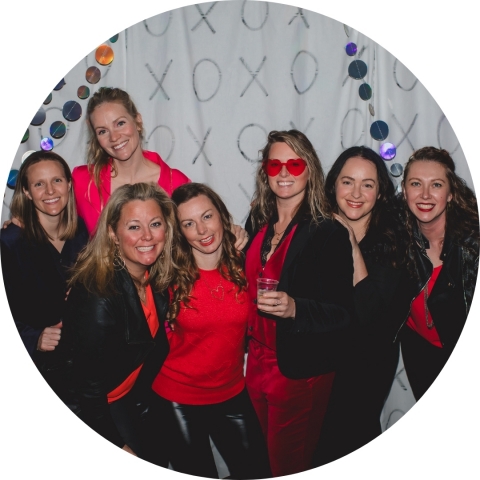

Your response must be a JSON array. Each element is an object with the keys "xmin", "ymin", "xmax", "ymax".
[
  {"xmin": 63, "ymin": 267, "xmax": 170, "ymax": 465},
  {"xmin": 398, "ymin": 224, "xmax": 478, "ymax": 400},
  {"xmin": 245, "ymin": 211, "xmax": 354, "ymax": 476},
  {"xmin": 151, "ymin": 268, "xmax": 271, "ymax": 479}
]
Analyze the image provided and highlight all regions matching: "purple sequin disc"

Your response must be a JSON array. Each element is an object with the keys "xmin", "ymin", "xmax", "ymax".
[
  {"xmin": 380, "ymin": 143, "xmax": 396, "ymax": 160},
  {"xmin": 345, "ymin": 42, "xmax": 357, "ymax": 56},
  {"xmin": 40, "ymin": 137, "xmax": 54, "ymax": 151}
]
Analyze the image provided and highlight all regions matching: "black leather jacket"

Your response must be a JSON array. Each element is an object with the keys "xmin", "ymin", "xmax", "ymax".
[
  {"xmin": 63, "ymin": 267, "xmax": 170, "ymax": 448},
  {"xmin": 396, "ymin": 223, "xmax": 478, "ymax": 350}
]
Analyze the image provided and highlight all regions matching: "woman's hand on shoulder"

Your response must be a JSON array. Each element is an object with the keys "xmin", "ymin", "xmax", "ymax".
[
  {"xmin": 257, "ymin": 291, "xmax": 296, "ymax": 318},
  {"xmin": 2, "ymin": 216, "xmax": 22, "ymax": 229},
  {"xmin": 232, "ymin": 224, "xmax": 249, "ymax": 251},
  {"xmin": 333, "ymin": 214, "xmax": 367, "ymax": 286},
  {"xmin": 37, "ymin": 321, "xmax": 63, "ymax": 352},
  {"xmin": 333, "ymin": 213, "xmax": 358, "ymax": 248}
]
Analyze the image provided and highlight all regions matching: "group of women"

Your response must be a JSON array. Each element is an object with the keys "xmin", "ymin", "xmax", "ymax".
[{"xmin": 2, "ymin": 86, "xmax": 478, "ymax": 478}]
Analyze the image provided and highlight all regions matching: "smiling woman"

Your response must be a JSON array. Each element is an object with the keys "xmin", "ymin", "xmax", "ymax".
[
  {"xmin": 149, "ymin": 183, "xmax": 271, "ymax": 479},
  {"xmin": 315, "ymin": 146, "xmax": 414, "ymax": 466},
  {"xmin": 0, "ymin": 151, "xmax": 88, "ymax": 402},
  {"xmin": 244, "ymin": 130, "xmax": 354, "ymax": 476},
  {"xmin": 63, "ymin": 183, "xmax": 176, "ymax": 465},
  {"xmin": 72, "ymin": 87, "xmax": 190, "ymax": 235},
  {"xmin": 398, "ymin": 147, "xmax": 479, "ymax": 401}
]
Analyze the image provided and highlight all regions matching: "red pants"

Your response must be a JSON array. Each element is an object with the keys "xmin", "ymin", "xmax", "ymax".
[{"xmin": 246, "ymin": 339, "xmax": 335, "ymax": 477}]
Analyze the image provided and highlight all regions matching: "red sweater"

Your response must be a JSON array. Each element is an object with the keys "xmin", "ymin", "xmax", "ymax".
[{"xmin": 152, "ymin": 268, "xmax": 248, "ymax": 405}]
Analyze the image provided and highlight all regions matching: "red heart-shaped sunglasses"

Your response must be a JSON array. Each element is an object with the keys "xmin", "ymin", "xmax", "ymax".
[{"xmin": 263, "ymin": 158, "xmax": 307, "ymax": 177}]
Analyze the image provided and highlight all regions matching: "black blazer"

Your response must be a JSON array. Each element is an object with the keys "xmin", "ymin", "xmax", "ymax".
[
  {"xmin": 246, "ymin": 215, "xmax": 355, "ymax": 379},
  {"xmin": 63, "ymin": 267, "xmax": 170, "ymax": 448}
]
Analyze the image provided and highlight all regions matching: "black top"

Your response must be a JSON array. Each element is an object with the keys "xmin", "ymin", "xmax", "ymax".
[{"xmin": 1, "ymin": 220, "xmax": 88, "ymax": 362}]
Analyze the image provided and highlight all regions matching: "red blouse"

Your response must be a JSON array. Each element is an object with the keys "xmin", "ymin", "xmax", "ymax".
[
  {"xmin": 245, "ymin": 224, "xmax": 297, "ymax": 351},
  {"xmin": 107, "ymin": 281, "xmax": 159, "ymax": 403},
  {"xmin": 406, "ymin": 265, "xmax": 443, "ymax": 348}
]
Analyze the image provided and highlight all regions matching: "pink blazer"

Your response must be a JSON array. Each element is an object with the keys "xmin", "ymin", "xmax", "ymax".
[{"xmin": 72, "ymin": 150, "xmax": 190, "ymax": 234}]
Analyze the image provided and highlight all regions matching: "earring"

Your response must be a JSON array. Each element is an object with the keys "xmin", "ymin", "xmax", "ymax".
[{"xmin": 113, "ymin": 244, "xmax": 126, "ymax": 270}]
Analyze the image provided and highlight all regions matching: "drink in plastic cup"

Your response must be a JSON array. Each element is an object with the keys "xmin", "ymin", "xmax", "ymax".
[{"xmin": 257, "ymin": 278, "xmax": 279, "ymax": 297}]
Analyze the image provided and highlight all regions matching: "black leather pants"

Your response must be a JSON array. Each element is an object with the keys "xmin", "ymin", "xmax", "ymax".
[{"xmin": 151, "ymin": 388, "xmax": 271, "ymax": 479}]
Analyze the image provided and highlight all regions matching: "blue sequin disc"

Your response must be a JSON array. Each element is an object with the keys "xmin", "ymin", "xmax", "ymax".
[
  {"xmin": 390, "ymin": 163, "xmax": 404, "ymax": 177},
  {"xmin": 54, "ymin": 79, "xmax": 66, "ymax": 91},
  {"xmin": 63, "ymin": 101, "xmax": 82, "ymax": 122},
  {"xmin": 50, "ymin": 121, "xmax": 66, "ymax": 139},
  {"xmin": 370, "ymin": 120, "xmax": 389, "ymax": 141},
  {"xmin": 359, "ymin": 83, "xmax": 372, "ymax": 101},
  {"xmin": 7, "ymin": 169, "xmax": 19, "ymax": 189},
  {"xmin": 348, "ymin": 60, "xmax": 367, "ymax": 79}
]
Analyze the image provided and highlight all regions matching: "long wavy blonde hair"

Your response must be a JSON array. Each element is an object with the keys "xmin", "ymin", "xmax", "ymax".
[
  {"xmin": 250, "ymin": 130, "xmax": 327, "ymax": 231},
  {"xmin": 69, "ymin": 183, "xmax": 177, "ymax": 296}
]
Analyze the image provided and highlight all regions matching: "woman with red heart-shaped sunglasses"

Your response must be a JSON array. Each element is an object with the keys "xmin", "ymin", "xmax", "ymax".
[{"xmin": 243, "ymin": 130, "xmax": 355, "ymax": 476}]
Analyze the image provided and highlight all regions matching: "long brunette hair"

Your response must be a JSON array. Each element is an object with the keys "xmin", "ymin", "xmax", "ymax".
[
  {"xmin": 169, "ymin": 183, "xmax": 246, "ymax": 322},
  {"xmin": 402, "ymin": 147, "xmax": 479, "ymax": 258}
]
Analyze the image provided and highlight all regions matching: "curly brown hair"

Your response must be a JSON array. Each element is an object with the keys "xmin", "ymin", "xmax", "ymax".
[
  {"xmin": 169, "ymin": 183, "xmax": 246, "ymax": 323},
  {"xmin": 402, "ymin": 146, "xmax": 479, "ymax": 260}
]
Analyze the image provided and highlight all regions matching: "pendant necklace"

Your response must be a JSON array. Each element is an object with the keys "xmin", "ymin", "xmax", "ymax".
[
  {"xmin": 272, "ymin": 223, "xmax": 287, "ymax": 249},
  {"xmin": 424, "ymin": 285, "xmax": 434, "ymax": 329},
  {"xmin": 201, "ymin": 271, "xmax": 225, "ymax": 301}
]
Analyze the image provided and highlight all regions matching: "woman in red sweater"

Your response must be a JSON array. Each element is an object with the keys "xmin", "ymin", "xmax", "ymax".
[{"xmin": 151, "ymin": 183, "xmax": 270, "ymax": 479}]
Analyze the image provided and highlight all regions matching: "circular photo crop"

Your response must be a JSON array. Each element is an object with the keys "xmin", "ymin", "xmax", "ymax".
[{"xmin": 1, "ymin": 1, "xmax": 478, "ymax": 479}]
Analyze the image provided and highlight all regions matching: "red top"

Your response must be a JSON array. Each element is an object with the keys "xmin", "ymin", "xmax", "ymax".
[
  {"xmin": 152, "ymin": 268, "xmax": 249, "ymax": 405},
  {"xmin": 107, "ymin": 281, "xmax": 159, "ymax": 403},
  {"xmin": 245, "ymin": 224, "xmax": 297, "ymax": 351},
  {"xmin": 406, "ymin": 265, "xmax": 443, "ymax": 348},
  {"xmin": 72, "ymin": 150, "xmax": 190, "ymax": 234}
]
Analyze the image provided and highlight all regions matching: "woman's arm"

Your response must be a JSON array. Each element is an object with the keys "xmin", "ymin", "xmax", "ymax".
[{"xmin": 333, "ymin": 213, "xmax": 368, "ymax": 286}]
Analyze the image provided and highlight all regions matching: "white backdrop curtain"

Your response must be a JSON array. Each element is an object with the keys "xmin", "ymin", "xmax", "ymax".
[{"xmin": 1, "ymin": 1, "xmax": 478, "ymax": 479}]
